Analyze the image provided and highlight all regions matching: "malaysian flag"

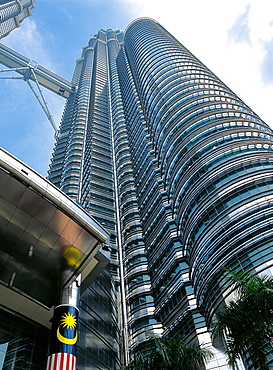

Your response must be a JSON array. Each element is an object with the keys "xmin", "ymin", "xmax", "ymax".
[
  {"xmin": 46, "ymin": 353, "xmax": 76, "ymax": 370},
  {"xmin": 46, "ymin": 305, "xmax": 79, "ymax": 370}
]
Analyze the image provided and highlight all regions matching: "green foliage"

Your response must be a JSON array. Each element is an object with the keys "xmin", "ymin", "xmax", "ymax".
[
  {"xmin": 212, "ymin": 269, "xmax": 273, "ymax": 369},
  {"xmin": 122, "ymin": 336, "xmax": 213, "ymax": 370}
]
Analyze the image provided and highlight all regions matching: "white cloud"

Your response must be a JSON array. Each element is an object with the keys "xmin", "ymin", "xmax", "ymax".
[
  {"xmin": 228, "ymin": 4, "xmax": 251, "ymax": 45},
  {"xmin": 117, "ymin": 0, "xmax": 273, "ymax": 127},
  {"xmin": 260, "ymin": 38, "xmax": 273, "ymax": 85},
  {"xmin": 2, "ymin": 18, "xmax": 55, "ymax": 70}
]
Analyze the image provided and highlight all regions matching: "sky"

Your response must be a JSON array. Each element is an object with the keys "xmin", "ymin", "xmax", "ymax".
[{"xmin": 0, "ymin": 0, "xmax": 273, "ymax": 176}]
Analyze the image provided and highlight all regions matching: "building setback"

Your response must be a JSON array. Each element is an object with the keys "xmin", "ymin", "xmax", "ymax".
[
  {"xmin": 47, "ymin": 18, "xmax": 273, "ymax": 369},
  {"xmin": 0, "ymin": 0, "xmax": 35, "ymax": 39}
]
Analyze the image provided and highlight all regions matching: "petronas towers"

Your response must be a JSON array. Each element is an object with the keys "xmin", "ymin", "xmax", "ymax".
[{"xmin": 48, "ymin": 18, "xmax": 273, "ymax": 369}]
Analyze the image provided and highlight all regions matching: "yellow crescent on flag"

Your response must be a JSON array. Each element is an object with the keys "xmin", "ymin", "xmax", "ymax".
[{"xmin": 57, "ymin": 326, "xmax": 78, "ymax": 345}]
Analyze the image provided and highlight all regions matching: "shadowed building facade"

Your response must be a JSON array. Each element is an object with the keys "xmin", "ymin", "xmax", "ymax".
[{"xmin": 7, "ymin": 16, "xmax": 272, "ymax": 369}]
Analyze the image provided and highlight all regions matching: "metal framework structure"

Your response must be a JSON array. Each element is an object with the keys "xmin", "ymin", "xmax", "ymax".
[{"xmin": 0, "ymin": 42, "xmax": 74, "ymax": 131}]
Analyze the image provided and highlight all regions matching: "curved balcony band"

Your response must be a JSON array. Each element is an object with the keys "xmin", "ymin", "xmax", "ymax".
[{"xmin": 124, "ymin": 18, "xmax": 273, "ymax": 333}]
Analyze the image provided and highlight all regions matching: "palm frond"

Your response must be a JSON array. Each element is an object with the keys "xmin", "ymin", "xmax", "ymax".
[
  {"xmin": 122, "ymin": 336, "xmax": 213, "ymax": 370},
  {"xmin": 212, "ymin": 269, "xmax": 273, "ymax": 369}
]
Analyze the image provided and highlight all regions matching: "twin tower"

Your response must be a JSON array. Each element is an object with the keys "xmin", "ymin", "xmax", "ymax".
[{"xmin": 48, "ymin": 18, "xmax": 273, "ymax": 370}]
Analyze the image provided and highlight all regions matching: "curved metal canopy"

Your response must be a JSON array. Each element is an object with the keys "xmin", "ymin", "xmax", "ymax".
[{"xmin": 0, "ymin": 148, "xmax": 109, "ymax": 327}]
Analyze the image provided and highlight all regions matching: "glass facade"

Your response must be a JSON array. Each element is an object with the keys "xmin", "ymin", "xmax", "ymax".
[
  {"xmin": 78, "ymin": 269, "xmax": 121, "ymax": 369},
  {"xmin": 47, "ymin": 18, "xmax": 273, "ymax": 369},
  {"xmin": 49, "ymin": 29, "xmax": 124, "ymax": 370},
  {"xmin": 0, "ymin": 306, "xmax": 50, "ymax": 369},
  {"xmin": 0, "ymin": 0, "xmax": 35, "ymax": 39}
]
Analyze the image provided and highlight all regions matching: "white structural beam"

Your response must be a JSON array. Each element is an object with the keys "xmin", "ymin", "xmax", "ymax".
[
  {"xmin": 0, "ymin": 43, "xmax": 75, "ymax": 131},
  {"xmin": 0, "ymin": 65, "xmax": 57, "ymax": 131},
  {"xmin": 0, "ymin": 42, "xmax": 74, "ymax": 97}
]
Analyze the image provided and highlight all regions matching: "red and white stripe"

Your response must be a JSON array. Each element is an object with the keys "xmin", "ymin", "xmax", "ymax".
[{"xmin": 46, "ymin": 353, "xmax": 76, "ymax": 370}]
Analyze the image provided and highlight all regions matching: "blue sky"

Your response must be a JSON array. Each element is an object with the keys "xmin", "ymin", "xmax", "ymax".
[{"xmin": 1, "ymin": 0, "xmax": 273, "ymax": 176}]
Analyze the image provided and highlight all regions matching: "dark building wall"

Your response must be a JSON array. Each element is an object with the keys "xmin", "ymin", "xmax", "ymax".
[
  {"xmin": 78, "ymin": 268, "xmax": 121, "ymax": 370},
  {"xmin": 0, "ymin": 306, "xmax": 50, "ymax": 369}
]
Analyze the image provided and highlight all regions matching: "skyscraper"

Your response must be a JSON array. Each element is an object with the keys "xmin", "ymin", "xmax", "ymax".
[
  {"xmin": 0, "ymin": 0, "xmax": 35, "ymax": 39},
  {"xmin": 48, "ymin": 17, "xmax": 273, "ymax": 369}
]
